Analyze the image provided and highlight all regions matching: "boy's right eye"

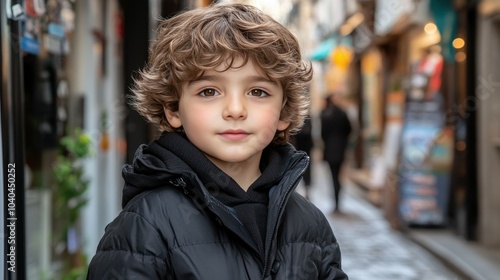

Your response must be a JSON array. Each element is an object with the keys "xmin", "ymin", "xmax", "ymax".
[{"xmin": 198, "ymin": 88, "xmax": 220, "ymax": 97}]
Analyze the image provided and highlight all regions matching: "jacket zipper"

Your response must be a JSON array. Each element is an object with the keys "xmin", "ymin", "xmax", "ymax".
[
  {"xmin": 173, "ymin": 176, "xmax": 263, "ymax": 263},
  {"xmin": 209, "ymin": 199, "xmax": 264, "ymax": 264},
  {"xmin": 261, "ymin": 159, "xmax": 308, "ymax": 278}
]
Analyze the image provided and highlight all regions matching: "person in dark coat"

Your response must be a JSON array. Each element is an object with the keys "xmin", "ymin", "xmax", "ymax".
[
  {"xmin": 87, "ymin": 3, "xmax": 347, "ymax": 279},
  {"xmin": 321, "ymin": 93, "xmax": 352, "ymax": 213},
  {"xmin": 291, "ymin": 116, "xmax": 314, "ymax": 199}
]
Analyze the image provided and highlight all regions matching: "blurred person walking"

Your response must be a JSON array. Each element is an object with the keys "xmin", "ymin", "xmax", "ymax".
[{"xmin": 320, "ymin": 93, "xmax": 352, "ymax": 213}]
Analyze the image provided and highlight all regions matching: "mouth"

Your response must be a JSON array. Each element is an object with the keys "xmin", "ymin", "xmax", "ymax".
[{"xmin": 218, "ymin": 129, "xmax": 250, "ymax": 141}]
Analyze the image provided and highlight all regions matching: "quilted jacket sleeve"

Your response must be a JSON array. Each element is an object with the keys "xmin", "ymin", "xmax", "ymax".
[
  {"xmin": 87, "ymin": 210, "xmax": 169, "ymax": 279},
  {"xmin": 320, "ymin": 241, "xmax": 349, "ymax": 279},
  {"xmin": 318, "ymin": 216, "xmax": 349, "ymax": 280}
]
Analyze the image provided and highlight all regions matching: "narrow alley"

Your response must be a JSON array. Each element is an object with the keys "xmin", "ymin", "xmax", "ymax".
[
  {"xmin": 5, "ymin": 1, "xmax": 500, "ymax": 278},
  {"xmin": 297, "ymin": 154, "xmax": 461, "ymax": 280}
]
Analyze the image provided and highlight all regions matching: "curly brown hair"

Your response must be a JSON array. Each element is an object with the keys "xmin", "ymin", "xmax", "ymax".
[{"xmin": 131, "ymin": 3, "xmax": 313, "ymax": 144}]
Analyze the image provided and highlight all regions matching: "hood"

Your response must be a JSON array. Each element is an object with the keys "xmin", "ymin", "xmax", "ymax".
[{"xmin": 121, "ymin": 132, "xmax": 308, "ymax": 208}]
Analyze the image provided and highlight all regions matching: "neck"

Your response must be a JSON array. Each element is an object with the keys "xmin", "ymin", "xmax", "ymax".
[
  {"xmin": 228, "ymin": 167, "xmax": 260, "ymax": 191},
  {"xmin": 206, "ymin": 156, "xmax": 262, "ymax": 192}
]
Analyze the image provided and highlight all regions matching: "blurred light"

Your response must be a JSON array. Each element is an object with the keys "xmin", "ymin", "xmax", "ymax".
[
  {"xmin": 453, "ymin": 38, "xmax": 465, "ymax": 49},
  {"xmin": 424, "ymin": 23, "xmax": 438, "ymax": 34},
  {"xmin": 455, "ymin": 52, "xmax": 466, "ymax": 62}
]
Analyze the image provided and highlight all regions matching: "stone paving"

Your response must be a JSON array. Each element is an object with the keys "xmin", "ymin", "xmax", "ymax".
[{"xmin": 296, "ymin": 159, "xmax": 462, "ymax": 280}]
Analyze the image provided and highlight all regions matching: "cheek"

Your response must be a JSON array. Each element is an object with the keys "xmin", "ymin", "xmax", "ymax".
[
  {"xmin": 180, "ymin": 105, "xmax": 214, "ymax": 128},
  {"xmin": 254, "ymin": 109, "xmax": 282, "ymax": 138},
  {"xmin": 184, "ymin": 115, "xmax": 208, "ymax": 131}
]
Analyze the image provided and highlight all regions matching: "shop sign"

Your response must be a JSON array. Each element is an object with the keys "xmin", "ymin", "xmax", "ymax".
[
  {"xmin": 43, "ymin": 34, "xmax": 63, "ymax": 55},
  {"xmin": 21, "ymin": 17, "xmax": 42, "ymax": 55},
  {"xmin": 48, "ymin": 22, "xmax": 65, "ymax": 39},
  {"xmin": 399, "ymin": 120, "xmax": 448, "ymax": 225},
  {"xmin": 25, "ymin": 0, "xmax": 46, "ymax": 17},
  {"xmin": 21, "ymin": 37, "xmax": 40, "ymax": 55},
  {"xmin": 398, "ymin": 52, "xmax": 452, "ymax": 226},
  {"xmin": 5, "ymin": 0, "xmax": 24, "ymax": 20}
]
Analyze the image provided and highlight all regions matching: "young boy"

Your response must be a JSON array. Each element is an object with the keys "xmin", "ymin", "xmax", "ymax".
[{"xmin": 87, "ymin": 3, "xmax": 348, "ymax": 279}]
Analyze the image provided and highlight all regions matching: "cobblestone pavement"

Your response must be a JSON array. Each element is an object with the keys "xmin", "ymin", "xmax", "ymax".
[{"xmin": 296, "ymin": 159, "xmax": 461, "ymax": 280}]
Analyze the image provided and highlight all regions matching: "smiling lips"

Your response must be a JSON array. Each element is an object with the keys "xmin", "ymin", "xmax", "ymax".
[{"xmin": 219, "ymin": 129, "xmax": 250, "ymax": 141}]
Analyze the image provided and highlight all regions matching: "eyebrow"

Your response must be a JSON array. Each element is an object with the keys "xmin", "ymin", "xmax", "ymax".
[
  {"xmin": 187, "ymin": 74, "xmax": 278, "ymax": 86},
  {"xmin": 245, "ymin": 75, "xmax": 278, "ymax": 85}
]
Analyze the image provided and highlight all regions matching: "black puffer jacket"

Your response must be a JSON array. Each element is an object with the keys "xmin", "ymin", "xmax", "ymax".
[{"xmin": 87, "ymin": 133, "xmax": 348, "ymax": 279}]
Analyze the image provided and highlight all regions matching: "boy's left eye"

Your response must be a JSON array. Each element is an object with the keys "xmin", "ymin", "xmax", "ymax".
[
  {"xmin": 248, "ymin": 89, "xmax": 269, "ymax": 97},
  {"xmin": 199, "ymin": 88, "xmax": 220, "ymax": 97}
]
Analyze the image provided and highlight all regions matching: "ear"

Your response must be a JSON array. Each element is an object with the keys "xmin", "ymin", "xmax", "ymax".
[
  {"xmin": 277, "ymin": 119, "xmax": 290, "ymax": 131},
  {"xmin": 164, "ymin": 106, "xmax": 182, "ymax": 128}
]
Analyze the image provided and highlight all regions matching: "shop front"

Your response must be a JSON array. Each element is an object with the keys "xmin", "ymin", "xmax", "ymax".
[
  {"xmin": 348, "ymin": 0, "xmax": 463, "ymax": 228},
  {"xmin": 372, "ymin": 0, "xmax": 479, "ymax": 234},
  {"xmin": 3, "ymin": 0, "xmax": 128, "ymax": 278}
]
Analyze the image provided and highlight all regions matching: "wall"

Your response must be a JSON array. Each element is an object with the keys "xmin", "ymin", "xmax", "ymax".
[{"xmin": 476, "ymin": 10, "xmax": 500, "ymax": 246}]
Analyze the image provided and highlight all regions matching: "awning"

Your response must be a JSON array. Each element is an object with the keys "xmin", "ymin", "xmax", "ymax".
[
  {"xmin": 430, "ymin": 0, "xmax": 458, "ymax": 62},
  {"xmin": 308, "ymin": 37, "xmax": 337, "ymax": 61}
]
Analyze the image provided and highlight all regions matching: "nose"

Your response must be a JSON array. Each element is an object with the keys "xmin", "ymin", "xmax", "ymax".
[{"xmin": 223, "ymin": 93, "xmax": 247, "ymax": 120}]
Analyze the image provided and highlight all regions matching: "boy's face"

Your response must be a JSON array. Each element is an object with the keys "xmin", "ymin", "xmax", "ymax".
[{"xmin": 165, "ymin": 58, "xmax": 289, "ymax": 170}]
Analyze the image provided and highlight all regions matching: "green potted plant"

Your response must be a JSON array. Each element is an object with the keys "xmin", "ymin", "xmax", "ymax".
[{"xmin": 52, "ymin": 128, "xmax": 93, "ymax": 279}]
